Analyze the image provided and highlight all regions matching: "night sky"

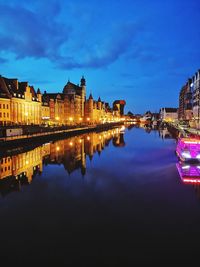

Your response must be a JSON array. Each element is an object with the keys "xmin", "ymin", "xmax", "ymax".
[{"xmin": 0, "ymin": 0, "xmax": 199, "ymax": 114}]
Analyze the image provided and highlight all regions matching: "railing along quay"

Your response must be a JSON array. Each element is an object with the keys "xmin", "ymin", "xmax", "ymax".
[{"xmin": 0, "ymin": 122, "xmax": 123, "ymax": 147}]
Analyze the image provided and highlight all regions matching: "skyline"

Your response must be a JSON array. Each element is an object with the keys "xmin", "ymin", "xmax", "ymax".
[{"xmin": 0, "ymin": 0, "xmax": 200, "ymax": 113}]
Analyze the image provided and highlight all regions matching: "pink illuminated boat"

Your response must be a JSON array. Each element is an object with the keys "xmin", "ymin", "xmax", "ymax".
[
  {"xmin": 176, "ymin": 161, "xmax": 200, "ymax": 184},
  {"xmin": 176, "ymin": 137, "xmax": 200, "ymax": 162}
]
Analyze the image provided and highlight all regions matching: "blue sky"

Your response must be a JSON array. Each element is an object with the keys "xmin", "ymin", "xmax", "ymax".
[{"xmin": 0, "ymin": 0, "xmax": 199, "ymax": 114}]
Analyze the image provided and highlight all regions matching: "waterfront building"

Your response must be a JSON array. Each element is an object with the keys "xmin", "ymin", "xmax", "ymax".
[
  {"xmin": 192, "ymin": 70, "xmax": 200, "ymax": 128},
  {"xmin": 0, "ymin": 76, "xmax": 41, "ymax": 125},
  {"xmin": 178, "ymin": 79, "xmax": 193, "ymax": 121},
  {"xmin": 160, "ymin": 107, "xmax": 178, "ymax": 122},
  {"xmin": 42, "ymin": 92, "xmax": 65, "ymax": 125},
  {"xmin": 0, "ymin": 75, "xmax": 125, "ymax": 126}
]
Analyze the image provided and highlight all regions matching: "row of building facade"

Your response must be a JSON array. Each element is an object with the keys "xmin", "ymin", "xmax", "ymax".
[
  {"xmin": 0, "ymin": 75, "xmax": 126, "ymax": 126},
  {"xmin": 178, "ymin": 69, "xmax": 200, "ymax": 127}
]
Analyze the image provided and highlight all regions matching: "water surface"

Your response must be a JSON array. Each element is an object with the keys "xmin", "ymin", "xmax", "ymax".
[{"xmin": 0, "ymin": 125, "xmax": 200, "ymax": 265}]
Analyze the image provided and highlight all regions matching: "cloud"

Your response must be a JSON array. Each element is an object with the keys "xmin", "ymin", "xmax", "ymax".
[
  {"xmin": 58, "ymin": 21, "xmax": 144, "ymax": 69},
  {"xmin": 0, "ymin": 2, "xmax": 70, "ymax": 60},
  {"xmin": 0, "ymin": 1, "xmax": 145, "ymax": 70}
]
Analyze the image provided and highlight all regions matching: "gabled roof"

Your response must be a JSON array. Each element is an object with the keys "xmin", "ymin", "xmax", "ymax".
[
  {"xmin": 0, "ymin": 76, "xmax": 12, "ymax": 98},
  {"xmin": 164, "ymin": 108, "xmax": 178, "ymax": 112},
  {"xmin": 113, "ymin": 100, "xmax": 126, "ymax": 105},
  {"xmin": 44, "ymin": 93, "xmax": 64, "ymax": 100},
  {"xmin": 63, "ymin": 81, "xmax": 82, "ymax": 96}
]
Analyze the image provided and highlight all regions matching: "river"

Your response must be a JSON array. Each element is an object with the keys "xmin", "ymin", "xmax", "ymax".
[{"xmin": 0, "ymin": 124, "xmax": 200, "ymax": 265}]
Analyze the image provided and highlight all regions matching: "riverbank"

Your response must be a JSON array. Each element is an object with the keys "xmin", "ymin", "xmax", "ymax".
[
  {"xmin": 164, "ymin": 122, "xmax": 200, "ymax": 139},
  {"xmin": 0, "ymin": 122, "xmax": 124, "ymax": 148}
]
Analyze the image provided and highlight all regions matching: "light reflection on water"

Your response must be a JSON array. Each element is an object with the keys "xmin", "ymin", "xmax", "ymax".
[
  {"xmin": 0, "ymin": 127, "xmax": 125, "ymax": 196},
  {"xmin": 1, "ymin": 125, "xmax": 200, "ymax": 264}
]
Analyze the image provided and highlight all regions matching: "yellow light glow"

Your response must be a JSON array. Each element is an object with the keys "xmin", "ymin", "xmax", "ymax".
[
  {"xmin": 79, "ymin": 118, "xmax": 82, "ymax": 121},
  {"xmin": 69, "ymin": 142, "xmax": 73, "ymax": 146},
  {"xmin": 87, "ymin": 136, "xmax": 90, "ymax": 140},
  {"xmin": 56, "ymin": 117, "xmax": 59, "ymax": 120},
  {"xmin": 56, "ymin": 146, "xmax": 60, "ymax": 151},
  {"xmin": 87, "ymin": 117, "xmax": 90, "ymax": 121},
  {"xmin": 69, "ymin": 117, "xmax": 73, "ymax": 121}
]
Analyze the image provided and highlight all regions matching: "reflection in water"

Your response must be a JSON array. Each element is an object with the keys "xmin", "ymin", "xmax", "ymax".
[
  {"xmin": 159, "ymin": 128, "xmax": 173, "ymax": 139},
  {"xmin": 176, "ymin": 161, "xmax": 200, "ymax": 198},
  {"xmin": 176, "ymin": 161, "xmax": 200, "ymax": 184},
  {"xmin": 0, "ymin": 128, "xmax": 125, "ymax": 196}
]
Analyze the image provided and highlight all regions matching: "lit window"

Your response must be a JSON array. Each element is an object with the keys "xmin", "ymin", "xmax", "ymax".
[
  {"xmin": 18, "ymin": 94, "xmax": 21, "ymax": 97},
  {"xmin": 14, "ymin": 93, "xmax": 16, "ymax": 96}
]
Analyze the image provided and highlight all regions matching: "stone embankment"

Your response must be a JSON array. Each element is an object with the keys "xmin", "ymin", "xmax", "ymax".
[{"xmin": 0, "ymin": 122, "xmax": 123, "ymax": 148}]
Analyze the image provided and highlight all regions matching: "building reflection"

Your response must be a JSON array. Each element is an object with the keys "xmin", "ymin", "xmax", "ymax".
[
  {"xmin": 0, "ymin": 128, "xmax": 125, "ymax": 196},
  {"xmin": 159, "ymin": 128, "xmax": 172, "ymax": 139}
]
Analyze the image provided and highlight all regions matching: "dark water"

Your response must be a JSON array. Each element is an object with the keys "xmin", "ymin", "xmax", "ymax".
[{"xmin": 0, "ymin": 125, "xmax": 200, "ymax": 265}]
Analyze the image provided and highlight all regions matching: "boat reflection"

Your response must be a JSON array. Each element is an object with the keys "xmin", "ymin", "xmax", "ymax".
[
  {"xmin": 176, "ymin": 161, "xmax": 200, "ymax": 184},
  {"xmin": 0, "ymin": 128, "xmax": 126, "ymax": 196}
]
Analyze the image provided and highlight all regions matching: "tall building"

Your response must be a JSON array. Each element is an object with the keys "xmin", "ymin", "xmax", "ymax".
[
  {"xmin": 178, "ymin": 79, "xmax": 193, "ymax": 120},
  {"xmin": 160, "ymin": 107, "xmax": 178, "ymax": 122},
  {"xmin": 0, "ymin": 76, "xmax": 41, "ymax": 125},
  {"xmin": 192, "ymin": 70, "xmax": 200, "ymax": 127}
]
